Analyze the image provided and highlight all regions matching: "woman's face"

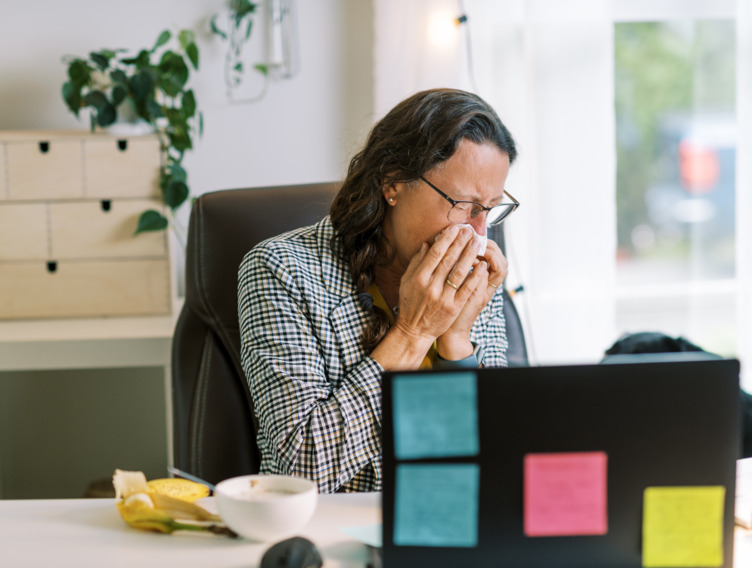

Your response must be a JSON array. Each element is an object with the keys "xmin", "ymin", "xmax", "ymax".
[{"xmin": 382, "ymin": 139, "xmax": 511, "ymax": 273}]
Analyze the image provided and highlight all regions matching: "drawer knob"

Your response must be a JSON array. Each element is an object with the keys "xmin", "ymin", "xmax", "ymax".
[
  {"xmin": 101, "ymin": 200, "xmax": 112, "ymax": 212},
  {"xmin": 39, "ymin": 141, "xmax": 50, "ymax": 153},
  {"xmin": 117, "ymin": 139, "xmax": 128, "ymax": 151},
  {"xmin": 46, "ymin": 261, "xmax": 57, "ymax": 273}
]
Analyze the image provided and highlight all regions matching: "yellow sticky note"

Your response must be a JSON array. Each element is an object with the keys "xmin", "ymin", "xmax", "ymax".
[{"xmin": 642, "ymin": 486, "xmax": 725, "ymax": 568}]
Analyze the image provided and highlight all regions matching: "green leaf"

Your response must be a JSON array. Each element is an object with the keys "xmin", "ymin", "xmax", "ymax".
[
  {"xmin": 111, "ymin": 85, "xmax": 127, "ymax": 107},
  {"xmin": 89, "ymin": 51, "xmax": 109, "ymax": 70},
  {"xmin": 129, "ymin": 72, "xmax": 153, "ymax": 102},
  {"xmin": 68, "ymin": 59, "xmax": 91, "ymax": 85},
  {"xmin": 168, "ymin": 128, "xmax": 192, "ymax": 153},
  {"xmin": 199, "ymin": 111, "xmax": 204, "ymax": 137},
  {"xmin": 135, "ymin": 210, "xmax": 169, "ymax": 234},
  {"xmin": 178, "ymin": 29, "xmax": 195, "ymax": 50},
  {"xmin": 234, "ymin": 62, "xmax": 243, "ymax": 72},
  {"xmin": 167, "ymin": 162, "xmax": 187, "ymax": 182},
  {"xmin": 210, "ymin": 14, "xmax": 227, "ymax": 40},
  {"xmin": 110, "ymin": 69, "xmax": 127, "ymax": 85},
  {"xmin": 186, "ymin": 42, "xmax": 199, "ymax": 70},
  {"xmin": 245, "ymin": 18, "xmax": 253, "ymax": 41},
  {"xmin": 158, "ymin": 54, "xmax": 189, "ymax": 96},
  {"xmin": 122, "ymin": 50, "xmax": 150, "ymax": 68},
  {"xmin": 83, "ymin": 90, "xmax": 108, "ymax": 108},
  {"xmin": 254, "ymin": 63, "xmax": 269, "ymax": 76},
  {"xmin": 182, "ymin": 90, "xmax": 196, "ymax": 118},
  {"xmin": 61, "ymin": 81, "xmax": 81, "ymax": 116},
  {"xmin": 162, "ymin": 179, "xmax": 189, "ymax": 210},
  {"xmin": 153, "ymin": 30, "xmax": 171, "ymax": 52},
  {"xmin": 96, "ymin": 102, "xmax": 117, "ymax": 127},
  {"xmin": 145, "ymin": 99, "xmax": 164, "ymax": 119},
  {"xmin": 231, "ymin": 0, "xmax": 257, "ymax": 21}
]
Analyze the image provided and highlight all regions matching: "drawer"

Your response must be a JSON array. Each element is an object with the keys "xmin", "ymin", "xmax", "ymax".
[
  {"xmin": 0, "ymin": 203, "xmax": 48, "ymax": 261},
  {"xmin": 6, "ymin": 139, "xmax": 84, "ymax": 199},
  {"xmin": 84, "ymin": 137, "xmax": 161, "ymax": 198},
  {"xmin": 0, "ymin": 143, "xmax": 6, "ymax": 199},
  {"xmin": 0, "ymin": 259, "xmax": 172, "ymax": 319},
  {"xmin": 48, "ymin": 199, "xmax": 168, "ymax": 259}
]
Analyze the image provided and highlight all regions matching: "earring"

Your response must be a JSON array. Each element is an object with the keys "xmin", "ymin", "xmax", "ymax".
[{"xmin": 388, "ymin": 197, "xmax": 394, "ymax": 203}]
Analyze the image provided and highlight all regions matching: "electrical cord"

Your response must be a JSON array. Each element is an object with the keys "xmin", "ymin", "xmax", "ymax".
[{"xmin": 457, "ymin": 0, "xmax": 479, "ymax": 93}]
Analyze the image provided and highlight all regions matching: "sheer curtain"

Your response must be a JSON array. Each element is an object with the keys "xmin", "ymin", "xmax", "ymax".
[{"xmin": 374, "ymin": 0, "xmax": 617, "ymax": 365}]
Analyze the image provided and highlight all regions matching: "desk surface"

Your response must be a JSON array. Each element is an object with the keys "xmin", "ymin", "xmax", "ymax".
[
  {"xmin": 1, "ymin": 493, "xmax": 751, "ymax": 568},
  {"xmin": 0, "ymin": 493, "xmax": 380, "ymax": 568}
]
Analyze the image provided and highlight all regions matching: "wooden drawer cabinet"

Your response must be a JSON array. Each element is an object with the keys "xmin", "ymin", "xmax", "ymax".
[
  {"xmin": 0, "ymin": 203, "xmax": 48, "ymax": 261},
  {"xmin": 85, "ymin": 137, "xmax": 161, "ymax": 198},
  {"xmin": 0, "ymin": 130, "xmax": 173, "ymax": 320},
  {"xmin": 6, "ymin": 139, "xmax": 84, "ymax": 200}
]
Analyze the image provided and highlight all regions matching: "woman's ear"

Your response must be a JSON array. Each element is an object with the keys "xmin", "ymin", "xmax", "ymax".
[{"xmin": 383, "ymin": 183, "xmax": 399, "ymax": 205}]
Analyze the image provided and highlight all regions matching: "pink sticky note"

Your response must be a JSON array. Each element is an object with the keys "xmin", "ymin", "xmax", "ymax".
[{"xmin": 524, "ymin": 451, "xmax": 608, "ymax": 537}]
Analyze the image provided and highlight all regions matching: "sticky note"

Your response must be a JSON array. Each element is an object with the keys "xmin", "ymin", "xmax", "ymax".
[
  {"xmin": 394, "ymin": 463, "xmax": 480, "ymax": 547},
  {"xmin": 642, "ymin": 486, "xmax": 725, "ymax": 568},
  {"xmin": 392, "ymin": 372, "xmax": 478, "ymax": 460},
  {"xmin": 524, "ymin": 451, "xmax": 608, "ymax": 537}
]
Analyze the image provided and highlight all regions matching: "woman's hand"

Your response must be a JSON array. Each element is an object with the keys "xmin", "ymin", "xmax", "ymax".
[
  {"xmin": 436, "ymin": 238, "xmax": 508, "ymax": 359},
  {"xmin": 392, "ymin": 225, "xmax": 488, "ymax": 348}
]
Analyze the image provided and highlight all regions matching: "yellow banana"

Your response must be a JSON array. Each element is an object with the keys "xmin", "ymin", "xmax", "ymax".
[{"xmin": 112, "ymin": 469, "xmax": 235, "ymax": 537}]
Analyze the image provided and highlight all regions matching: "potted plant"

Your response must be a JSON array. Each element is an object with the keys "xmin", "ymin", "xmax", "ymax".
[{"xmin": 61, "ymin": 29, "xmax": 201, "ymax": 240}]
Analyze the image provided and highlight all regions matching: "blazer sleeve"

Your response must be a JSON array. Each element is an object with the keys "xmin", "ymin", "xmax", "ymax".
[{"xmin": 238, "ymin": 243, "xmax": 383, "ymax": 493}]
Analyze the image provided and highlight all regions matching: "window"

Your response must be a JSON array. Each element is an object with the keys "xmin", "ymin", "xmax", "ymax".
[{"xmin": 614, "ymin": 18, "xmax": 737, "ymax": 357}]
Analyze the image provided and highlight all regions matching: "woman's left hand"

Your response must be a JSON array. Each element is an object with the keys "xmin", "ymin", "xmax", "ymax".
[{"xmin": 436, "ymin": 239, "xmax": 508, "ymax": 358}]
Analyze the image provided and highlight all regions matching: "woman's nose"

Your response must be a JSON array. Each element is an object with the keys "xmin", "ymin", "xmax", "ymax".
[{"xmin": 469, "ymin": 216, "xmax": 487, "ymax": 237}]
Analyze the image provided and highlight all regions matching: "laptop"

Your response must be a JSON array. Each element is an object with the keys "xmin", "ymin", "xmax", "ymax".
[{"xmin": 381, "ymin": 359, "xmax": 741, "ymax": 568}]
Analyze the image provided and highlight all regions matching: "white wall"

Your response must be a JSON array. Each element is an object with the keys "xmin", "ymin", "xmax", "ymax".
[{"xmin": 0, "ymin": 0, "xmax": 374, "ymax": 498}]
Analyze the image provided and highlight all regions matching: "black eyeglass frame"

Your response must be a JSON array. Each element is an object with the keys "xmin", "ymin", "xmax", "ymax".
[{"xmin": 419, "ymin": 176, "xmax": 520, "ymax": 226}]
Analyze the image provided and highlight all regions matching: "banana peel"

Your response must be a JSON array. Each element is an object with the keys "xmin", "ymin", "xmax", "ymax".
[{"xmin": 112, "ymin": 469, "xmax": 236, "ymax": 537}]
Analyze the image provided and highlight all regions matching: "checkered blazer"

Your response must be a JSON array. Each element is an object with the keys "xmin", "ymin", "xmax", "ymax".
[{"xmin": 238, "ymin": 216, "xmax": 508, "ymax": 493}]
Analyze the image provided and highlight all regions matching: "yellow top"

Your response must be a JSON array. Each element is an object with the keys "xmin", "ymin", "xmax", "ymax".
[{"xmin": 368, "ymin": 283, "xmax": 437, "ymax": 370}]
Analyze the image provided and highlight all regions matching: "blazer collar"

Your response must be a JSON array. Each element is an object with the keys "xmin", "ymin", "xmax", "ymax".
[{"xmin": 315, "ymin": 216, "xmax": 358, "ymax": 299}]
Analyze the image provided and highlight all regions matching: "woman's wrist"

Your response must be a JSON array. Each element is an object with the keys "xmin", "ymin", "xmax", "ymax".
[
  {"xmin": 436, "ymin": 334, "xmax": 474, "ymax": 361},
  {"xmin": 370, "ymin": 324, "xmax": 436, "ymax": 371}
]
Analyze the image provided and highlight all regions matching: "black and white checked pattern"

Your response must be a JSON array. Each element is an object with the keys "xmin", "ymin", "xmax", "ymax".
[{"xmin": 238, "ymin": 216, "xmax": 508, "ymax": 493}]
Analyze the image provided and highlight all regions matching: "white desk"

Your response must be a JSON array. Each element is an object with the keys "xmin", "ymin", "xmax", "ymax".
[
  {"xmin": 0, "ymin": 493, "xmax": 750, "ymax": 568},
  {"xmin": 0, "ymin": 311, "xmax": 179, "ymax": 496},
  {"xmin": 0, "ymin": 493, "xmax": 380, "ymax": 568}
]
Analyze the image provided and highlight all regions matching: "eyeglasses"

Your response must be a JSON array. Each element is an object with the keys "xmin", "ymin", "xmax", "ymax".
[{"xmin": 420, "ymin": 176, "xmax": 519, "ymax": 227}]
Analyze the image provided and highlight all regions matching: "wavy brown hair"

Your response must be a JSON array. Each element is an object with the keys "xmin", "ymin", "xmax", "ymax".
[{"xmin": 330, "ymin": 88, "xmax": 517, "ymax": 352}]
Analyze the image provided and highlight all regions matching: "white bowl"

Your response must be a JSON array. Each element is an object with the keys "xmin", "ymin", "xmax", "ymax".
[{"xmin": 215, "ymin": 474, "xmax": 318, "ymax": 542}]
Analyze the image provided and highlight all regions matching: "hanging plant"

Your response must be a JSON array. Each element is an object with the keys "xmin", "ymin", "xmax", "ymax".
[
  {"xmin": 211, "ymin": 0, "xmax": 270, "ymax": 101},
  {"xmin": 61, "ymin": 29, "xmax": 202, "ymax": 239}
]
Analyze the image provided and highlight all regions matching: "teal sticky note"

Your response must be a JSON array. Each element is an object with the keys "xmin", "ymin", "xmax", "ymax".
[
  {"xmin": 392, "ymin": 372, "xmax": 479, "ymax": 459},
  {"xmin": 394, "ymin": 463, "xmax": 480, "ymax": 547}
]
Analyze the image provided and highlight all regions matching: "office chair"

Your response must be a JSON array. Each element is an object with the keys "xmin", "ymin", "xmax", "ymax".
[
  {"xmin": 172, "ymin": 183, "xmax": 529, "ymax": 485},
  {"xmin": 171, "ymin": 183, "xmax": 339, "ymax": 485}
]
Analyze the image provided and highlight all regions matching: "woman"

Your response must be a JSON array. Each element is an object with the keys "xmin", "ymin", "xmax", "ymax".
[{"xmin": 238, "ymin": 88, "xmax": 518, "ymax": 493}]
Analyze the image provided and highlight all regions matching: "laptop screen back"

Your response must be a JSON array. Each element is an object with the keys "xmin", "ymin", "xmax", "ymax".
[{"xmin": 381, "ymin": 359, "xmax": 740, "ymax": 568}]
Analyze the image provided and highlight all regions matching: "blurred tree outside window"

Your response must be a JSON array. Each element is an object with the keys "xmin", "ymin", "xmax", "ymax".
[{"xmin": 614, "ymin": 20, "xmax": 737, "ymax": 355}]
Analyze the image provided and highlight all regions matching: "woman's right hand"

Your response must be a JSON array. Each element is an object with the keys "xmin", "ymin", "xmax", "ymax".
[{"xmin": 392, "ymin": 224, "xmax": 487, "ymax": 344}]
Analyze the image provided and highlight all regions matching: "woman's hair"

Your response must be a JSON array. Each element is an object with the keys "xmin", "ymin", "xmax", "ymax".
[{"xmin": 329, "ymin": 88, "xmax": 517, "ymax": 352}]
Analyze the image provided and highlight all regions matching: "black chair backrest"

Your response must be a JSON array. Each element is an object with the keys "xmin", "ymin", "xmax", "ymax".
[{"xmin": 172, "ymin": 183, "xmax": 338, "ymax": 485}]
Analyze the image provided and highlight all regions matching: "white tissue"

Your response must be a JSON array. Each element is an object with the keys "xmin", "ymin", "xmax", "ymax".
[
  {"xmin": 434, "ymin": 225, "xmax": 488, "ymax": 256},
  {"xmin": 456, "ymin": 224, "xmax": 487, "ymax": 256}
]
